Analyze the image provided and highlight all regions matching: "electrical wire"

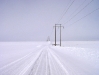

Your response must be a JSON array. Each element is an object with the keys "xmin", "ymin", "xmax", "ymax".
[
  {"xmin": 63, "ymin": 0, "xmax": 94, "ymax": 24},
  {"xmin": 50, "ymin": 0, "xmax": 75, "ymax": 40},
  {"xmin": 66, "ymin": 7, "xmax": 99, "ymax": 27},
  {"xmin": 68, "ymin": 0, "xmax": 86, "ymax": 19},
  {"xmin": 49, "ymin": 0, "xmax": 97, "ymax": 41},
  {"xmin": 57, "ymin": 0, "xmax": 75, "ymax": 23}
]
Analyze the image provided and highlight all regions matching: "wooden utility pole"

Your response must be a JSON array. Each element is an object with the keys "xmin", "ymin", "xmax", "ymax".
[
  {"xmin": 53, "ymin": 24, "xmax": 64, "ymax": 46},
  {"xmin": 53, "ymin": 24, "xmax": 57, "ymax": 46},
  {"xmin": 59, "ymin": 24, "xmax": 64, "ymax": 46}
]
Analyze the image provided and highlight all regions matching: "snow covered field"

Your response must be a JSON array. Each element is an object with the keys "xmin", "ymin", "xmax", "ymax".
[{"xmin": 0, "ymin": 41, "xmax": 99, "ymax": 75}]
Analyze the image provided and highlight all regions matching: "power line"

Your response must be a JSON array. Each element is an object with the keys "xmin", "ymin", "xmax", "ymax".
[
  {"xmin": 63, "ymin": 0, "xmax": 94, "ymax": 24},
  {"xmin": 68, "ymin": 0, "xmax": 86, "ymax": 20},
  {"xmin": 57, "ymin": 0, "xmax": 75, "ymax": 23},
  {"xmin": 66, "ymin": 7, "xmax": 99, "ymax": 27}
]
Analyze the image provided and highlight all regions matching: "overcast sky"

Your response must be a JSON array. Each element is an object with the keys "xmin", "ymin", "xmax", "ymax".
[{"xmin": 0, "ymin": 0, "xmax": 99, "ymax": 41}]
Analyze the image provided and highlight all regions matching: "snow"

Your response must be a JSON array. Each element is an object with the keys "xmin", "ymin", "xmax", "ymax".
[{"xmin": 0, "ymin": 41, "xmax": 99, "ymax": 75}]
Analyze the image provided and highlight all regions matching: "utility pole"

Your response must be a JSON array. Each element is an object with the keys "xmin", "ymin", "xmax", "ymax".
[
  {"xmin": 53, "ymin": 24, "xmax": 64, "ymax": 46},
  {"xmin": 47, "ymin": 36, "xmax": 50, "ymax": 41},
  {"xmin": 53, "ymin": 24, "xmax": 57, "ymax": 46},
  {"xmin": 59, "ymin": 24, "xmax": 64, "ymax": 46}
]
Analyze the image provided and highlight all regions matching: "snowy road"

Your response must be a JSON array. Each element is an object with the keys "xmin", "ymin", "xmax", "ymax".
[
  {"xmin": 0, "ymin": 42, "xmax": 99, "ymax": 75},
  {"xmin": 0, "ymin": 46, "xmax": 68, "ymax": 75}
]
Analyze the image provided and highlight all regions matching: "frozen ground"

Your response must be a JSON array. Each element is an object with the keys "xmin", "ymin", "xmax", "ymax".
[{"xmin": 0, "ymin": 41, "xmax": 99, "ymax": 75}]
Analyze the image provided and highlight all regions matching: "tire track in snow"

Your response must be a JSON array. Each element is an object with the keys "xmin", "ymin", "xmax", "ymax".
[
  {"xmin": 0, "ymin": 51, "xmax": 35, "ymax": 75},
  {"xmin": 18, "ymin": 46, "xmax": 69, "ymax": 75},
  {"xmin": 28, "ymin": 47, "xmax": 51, "ymax": 75},
  {"xmin": 49, "ymin": 47, "xmax": 79, "ymax": 75},
  {"xmin": 0, "ymin": 45, "xmax": 70, "ymax": 75},
  {"xmin": 49, "ymin": 46, "xmax": 94, "ymax": 75},
  {"xmin": 19, "ymin": 50, "xmax": 43, "ymax": 75},
  {"xmin": 48, "ymin": 48, "xmax": 69, "ymax": 75},
  {"xmin": 28, "ymin": 46, "xmax": 69, "ymax": 75},
  {"xmin": 28, "ymin": 50, "xmax": 44, "ymax": 75},
  {"xmin": 35, "ymin": 50, "xmax": 47, "ymax": 75},
  {"xmin": 18, "ymin": 46, "xmax": 47, "ymax": 75},
  {"xmin": 0, "ymin": 46, "xmax": 46, "ymax": 75}
]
